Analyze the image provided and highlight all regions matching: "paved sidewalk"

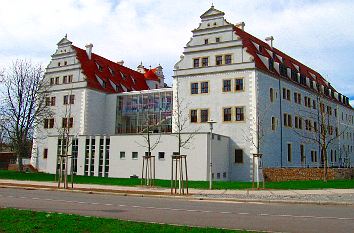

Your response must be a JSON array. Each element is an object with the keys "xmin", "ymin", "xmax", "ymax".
[{"xmin": 1, "ymin": 179, "xmax": 354, "ymax": 205}]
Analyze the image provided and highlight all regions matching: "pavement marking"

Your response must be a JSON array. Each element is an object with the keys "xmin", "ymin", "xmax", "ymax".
[{"xmin": 3, "ymin": 194, "xmax": 354, "ymax": 222}]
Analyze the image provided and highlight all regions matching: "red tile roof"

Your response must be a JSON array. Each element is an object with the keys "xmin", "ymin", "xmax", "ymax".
[
  {"xmin": 234, "ymin": 26, "xmax": 351, "ymax": 108},
  {"xmin": 143, "ymin": 68, "xmax": 159, "ymax": 81},
  {"xmin": 73, "ymin": 46, "xmax": 149, "ymax": 93}
]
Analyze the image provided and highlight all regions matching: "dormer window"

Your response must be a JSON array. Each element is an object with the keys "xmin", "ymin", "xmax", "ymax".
[
  {"xmin": 108, "ymin": 67, "xmax": 115, "ymax": 76},
  {"xmin": 95, "ymin": 75, "xmax": 106, "ymax": 88},
  {"xmin": 204, "ymin": 39, "xmax": 209, "ymax": 45},
  {"xmin": 120, "ymin": 72, "xmax": 126, "ymax": 80},
  {"xmin": 131, "ymin": 76, "xmax": 136, "ymax": 84},
  {"xmin": 109, "ymin": 79, "xmax": 118, "ymax": 92},
  {"xmin": 95, "ymin": 62, "xmax": 103, "ymax": 71}
]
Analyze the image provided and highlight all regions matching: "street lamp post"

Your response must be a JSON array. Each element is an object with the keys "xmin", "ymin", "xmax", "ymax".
[{"xmin": 207, "ymin": 120, "xmax": 216, "ymax": 190}]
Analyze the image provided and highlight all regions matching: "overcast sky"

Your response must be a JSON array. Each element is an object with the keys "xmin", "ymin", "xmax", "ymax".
[{"xmin": 1, "ymin": 0, "xmax": 353, "ymax": 105}]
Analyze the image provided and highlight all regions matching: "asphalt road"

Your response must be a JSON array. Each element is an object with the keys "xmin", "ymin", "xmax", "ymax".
[{"xmin": 0, "ymin": 188, "xmax": 353, "ymax": 233}]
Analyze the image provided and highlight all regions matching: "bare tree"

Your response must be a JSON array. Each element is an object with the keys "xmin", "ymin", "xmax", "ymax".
[
  {"xmin": 0, "ymin": 117, "xmax": 7, "ymax": 152},
  {"xmin": 135, "ymin": 111, "xmax": 162, "ymax": 186},
  {"xmin": 242, "ymin": 103, "xmax": 270, "ymax": 188},
  {"xmin": 55, "ymin": 90, "xmax": 78, "ymax": 189},
  {"xmin": 294, "ymin": 95, "xmax": 347, "ymax": 182},
  {"xmin": 173, "ymin": 78, "xmax": 200, "ymax": 155},
  {"xmin": 0, "ymin": 60, "xmax": 51, "ymax": 171}
]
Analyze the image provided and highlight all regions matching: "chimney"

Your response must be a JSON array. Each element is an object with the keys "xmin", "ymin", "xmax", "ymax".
[
  {"xmin": 235, "ymin": 22, "xmax": 245, "ymax": 31},
  {"xmin": 265, "ymin": 36, "xmax": 274, "ymax": 47},
  {"xmin": 117, "ymin": 60, "xmax": 124, "ymax": 66},
  {"xmin": 85, "ymin": 43, "xmax": 93, "ymax": 60}
]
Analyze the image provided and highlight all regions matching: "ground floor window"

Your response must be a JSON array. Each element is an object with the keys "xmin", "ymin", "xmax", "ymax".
[{"xmin": 235, "ymin": 149, "xmax": 243, "ymax": 163}]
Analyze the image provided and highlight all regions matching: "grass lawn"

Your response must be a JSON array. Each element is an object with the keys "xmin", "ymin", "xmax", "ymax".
[
  {"xmin": 0, "ymin": 169, "xmax": 353, "ymax": 190},
  {"xmin": 0, "ymin": 208, "xmax": 250, "ymax": 233}
]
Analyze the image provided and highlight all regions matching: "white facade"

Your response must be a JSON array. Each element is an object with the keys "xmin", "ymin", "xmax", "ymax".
[{"xmin": 32, "ymin": 6, "xmax": 354, "ymax": 181}]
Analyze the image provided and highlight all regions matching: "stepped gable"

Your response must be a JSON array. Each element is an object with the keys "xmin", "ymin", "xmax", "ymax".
[
  {"xmin": 234, "ymin": 26, "xmax": 351, "ymax": 107},
  {"xmin": 73, "ymin": 46, "xmax": 149, "ymax": 93}
]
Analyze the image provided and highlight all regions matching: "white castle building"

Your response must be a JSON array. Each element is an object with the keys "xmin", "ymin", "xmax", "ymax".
[{"xmin": 31, "ymin": 6, "xmax": 354, "ymax": 181}]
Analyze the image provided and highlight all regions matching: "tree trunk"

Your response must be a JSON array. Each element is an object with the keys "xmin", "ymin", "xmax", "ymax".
[{"xmin": 323, "ymin": 147, "xmax": 328, "ymax": 182}]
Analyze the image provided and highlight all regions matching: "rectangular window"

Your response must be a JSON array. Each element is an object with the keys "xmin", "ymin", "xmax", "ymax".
[
  {"xmin": 50, "ymin": 78, "xmax": 54, "ymax": 85},
  {"xmin": 235, "ymin": 149, "xmax": 243, "ymax": 163},
  {"xmin": 235, "ymin": 107, "xmax": 244, "ymax": 121},
  {"xmin": 223, "ymin": 172, "xmax": 226, "ymax": 178},
  {"xmin": 300, "ymin": 145, "xmax": 305, "ymax": 163},
  {"xmin": 63, "ymin": 76, "xmax": 67, "ymax": 84},
  {"xmin": 216, "ymin": 55, "xmax": 223, "ymax": 66},
  {"xmin": 216, "ymin": 37, "xmax": 220, "ymax": 43},
  {"xmin": 270, "ymin": 88, "xmax": 274, "ymax": 102},
  {"xmin": 68, "ymin": 75, "xmax": 73, "ymax": 83},
  {"xmin": 158, "ymin": 152, "xmax": 165, "ymax": 160},
  {"xmin": 62, "ymin": 118, "xmax": 67, "ymax": 128},
  {"xmin": 44, "ymin": 119, "xmax": 49, "ymax": 129},
  {"xmin": 55, "ymin": 77, "xmax": 59, "ymax": 85},
  {"xmin": 201, "ymin": 82, "xmax": 209, "ymax": 93},
  {"xmin": 311, "ymin": 151, "xmax": 317, "ymax": 163},
  {"xmin": 223, "ymin": 80, "xmax": 231, "ymax": 92},
  {"xmin": 287, "ymin": 89, "xmax": 291, "ymax": 101},
  {"xmin": 132, "ymin": 152, "xmax": 138, "ymax": 159},
  {"xmin": 68, "ymin": 117, "xmax": 73, "ymax": 128},
  {"xmin": 202, "ymin": 57, "xmax": 208, "ymax": 67},
  {"xmin": 235, "ymin": 78, "xmax": 244, "ymax": 91},
  {"xmin": 120, "ymin": 151, "xmax": 125, "ymax": 159},
  {"xmin": 49, "ymin": 118, "xmax": 54, "ymax": 128},
  {"xmin": 287, "ymin": 143, "xmax": 292, "ymax": 162},
  {"xmin": 191, "ymin": 82, "xmax": 199, "ymax": 94},
  {"xmin": 69, "ymin": 95, "xmax": 75, "ymax": 104},
  {"xmin": 283, "ymin": 113, "xmax": 292, "ymax": 127},
  {"xmin": 43, "ymin": 148, "xmax": 48, "ymax": 159},
  {"xmin": 200, "ymin": 109, "xmax": 209, "ymax": 123},
  {"xmin": 204, "ymin": 39, "xmax": 209, "ymax": 45},
  {"xmin": 190, "ymin": 109, "xmax": 198, "ymax": 123},
  {"xmin": 225, "ymin": 55, "xmax": 232, "ymax": 64},
  {"xmin": 45, "ymin": 97, "xmax": 50, "ymax": 106},
  {"xmin": 282, "ymin": 88, "xmax": 286, "ymax": 99},
  {"xmin": 271, "ymin": 117, "xmax": 276, "ymax": 131},
  {"xmin": 51, "ymin": 97, "xmax": 56, "ymax": 106},
  {"xmin": 63, "ymin": 95, "xmax": 68, "ymax": 105},
  {"xmin": 62, "ymin": 117, "xmax": 73, "ymax": 128},
  {"xmin": 223, "ymin": 108, "xmax": 232, "ymax": 122},
  {"xmin": 193, "ymin": 58, "xmax": 200, "ymax": 68}
]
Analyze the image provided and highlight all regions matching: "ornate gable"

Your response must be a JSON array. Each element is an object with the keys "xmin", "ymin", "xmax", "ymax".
[{"xmin": 200, "ymin": 5, "xmax": 225, "ymax": 19}]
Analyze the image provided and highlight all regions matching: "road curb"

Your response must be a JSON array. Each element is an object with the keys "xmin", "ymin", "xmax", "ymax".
[{"xmin": 1, "ymin": 183, "xmax": 353, "ymax": 206}]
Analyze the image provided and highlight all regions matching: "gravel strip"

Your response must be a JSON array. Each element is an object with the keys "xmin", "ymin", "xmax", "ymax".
[{"xmin": 193, "ymin": 193, "xmax": 354, "ymax": 204}]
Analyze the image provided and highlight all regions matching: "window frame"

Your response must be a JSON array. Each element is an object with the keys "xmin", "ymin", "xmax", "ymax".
[
  {"xmin": 235, "ymin": 106, "xmax": 244, "ymax": 121},
  {"xmin": 191, "ymin": 82, "xmax": 199, "ymax": 94},
  {"xmin": 235, "ymin": 78, "xmax": 244, "ymax": 91},
  {"xmin": 200, "ymin": 109, "xmax": 209, "ymax": 123}
]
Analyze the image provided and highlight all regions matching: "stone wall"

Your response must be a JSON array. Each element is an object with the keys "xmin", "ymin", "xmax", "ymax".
[{"xmin": 263, "ymin": 168, "xmax": 354, "ymax": 182}]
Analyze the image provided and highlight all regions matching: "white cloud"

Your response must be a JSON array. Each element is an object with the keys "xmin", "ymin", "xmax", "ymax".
[{"xmin": 0, "ymin": 0, "xmax": 354, "ymax": 96}]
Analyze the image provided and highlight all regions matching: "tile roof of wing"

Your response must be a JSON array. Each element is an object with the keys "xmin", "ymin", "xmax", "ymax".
[
  {"xmin": 234, "ymin": 26, "xmax": 352, "ymax": 108},
  {"xmin": 73, "ymin": 46, "xmax": 149, "ymax": 93},
  {"xmin": 143, "ymin": 68, "xmax": 160, "ymax": 81}
]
